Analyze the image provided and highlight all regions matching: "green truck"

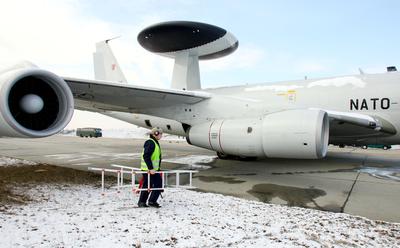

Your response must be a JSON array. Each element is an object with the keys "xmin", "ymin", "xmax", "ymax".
[
  {"xmin": 362, "ymin": 144, "xmax": 391, "ymax": 150},
  {"xmin": 76, "ymin": 128, "xmax": 102, "ymax": 138}
]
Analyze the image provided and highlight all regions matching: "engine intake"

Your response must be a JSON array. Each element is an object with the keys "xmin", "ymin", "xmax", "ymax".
[{"xmin": 0, "ymin": 68, "xmax": 74, "ymax": 138}]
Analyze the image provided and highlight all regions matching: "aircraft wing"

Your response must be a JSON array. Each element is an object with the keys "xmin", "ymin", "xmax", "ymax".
[
  {"xmin": 64, "ymin": 77, "xmax": 211, "ymax": 112},
  {"xmin": 320, "ymin": 109, "xmax": 397, "ymax": 138}
]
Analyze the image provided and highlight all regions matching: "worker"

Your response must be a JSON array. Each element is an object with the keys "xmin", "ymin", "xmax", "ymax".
[{"xmin": 138, "ymin": 127, "xmax": 163, "ymax": 208}]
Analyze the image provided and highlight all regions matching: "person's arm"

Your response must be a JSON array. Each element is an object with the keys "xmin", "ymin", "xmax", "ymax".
[{"xmin": 143, "ymin": 140, "xmax": 155, "ymax": 170}]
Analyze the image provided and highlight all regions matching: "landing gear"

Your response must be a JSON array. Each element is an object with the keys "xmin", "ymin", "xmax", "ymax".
[
  {"xmin": 238, "ymin": 156, "xmax": 257, "ymax": 161},
  {"xmin": 216, "ymin": 152, "xmax": 256, "ymax": 161},
  {"xmin": 216, "ymin": 152, "xmax": 230, "ymax": 160}
]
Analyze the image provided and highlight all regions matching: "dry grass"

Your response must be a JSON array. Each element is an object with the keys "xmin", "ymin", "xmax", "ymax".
[{"xmin": 0, "ymin": 164, "xmax": 110, "ymax": 206}]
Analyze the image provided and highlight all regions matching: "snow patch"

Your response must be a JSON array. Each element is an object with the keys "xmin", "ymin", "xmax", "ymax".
[
  {"xmin": 163, "ymin": 155, "xmax": 217, "ymax": 169},
  {"xmin": 0, "ymin": 185, "xmax": 398, "ymax": 247},
  {"xmin": 360, "ymin": 166, "xmax": 400, "ymax": 182},
  {"xmin": 0, "ymin": 156, "xmax": 38, "ymax": 167},
  {"xmin": 307, "ymin": 76, "xmax": 366, "ymax": 88},
  {"xmin": 102, "ymin": 128, "xmax": 149, "ymax": 139},
  {"xmin": 244, "ymin": 85, "xmax": 304, "ymax": 92},
  {"xmin": 45, "ymin": 152, "xmax": 142, "ymax": 162}
]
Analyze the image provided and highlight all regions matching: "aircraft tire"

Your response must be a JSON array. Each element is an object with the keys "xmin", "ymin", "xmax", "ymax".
[
  {"xmin": 216, "ymin": 152, "xmax": 230, "ymax": 160},
  {"xmin": 238, "ymin": 156, "xmax": 257, "ymax": 161}
]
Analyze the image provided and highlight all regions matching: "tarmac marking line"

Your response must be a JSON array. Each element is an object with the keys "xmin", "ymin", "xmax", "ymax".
[
  {"xmin": 340, "ymin": 171, "xmax": 360, "ymax": 213},
  {"xmin": 340, "ymin": 155, "xmax": 367, "ymax": 213}
]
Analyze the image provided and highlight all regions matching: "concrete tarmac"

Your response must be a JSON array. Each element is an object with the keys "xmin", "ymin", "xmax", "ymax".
[{"xmin": 1, "ymin": 135, "xmax": 399, "ymax": 222}]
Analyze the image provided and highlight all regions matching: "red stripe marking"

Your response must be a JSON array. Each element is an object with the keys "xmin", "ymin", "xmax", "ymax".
[
  {"xmin": 218, "ymin": 120, "xmax": 225, "ymax": 154},
  {"xmin": 208, "ymin": 120, "xmax": 215, "ymax": 150}
]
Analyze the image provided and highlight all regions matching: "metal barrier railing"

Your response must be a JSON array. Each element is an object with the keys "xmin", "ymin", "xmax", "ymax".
[{"xmin": 88, "ymin": 164, "xmax": 198, "ymax": 195}]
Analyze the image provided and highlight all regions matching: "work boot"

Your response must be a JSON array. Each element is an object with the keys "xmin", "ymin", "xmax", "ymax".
[
  {"xmin": 138, "ymin": 202, "xmax": 148, "ymax": 208},
  {"xmin": 148, "ymin": 202, "xmax": 161, "ymax": 208}
]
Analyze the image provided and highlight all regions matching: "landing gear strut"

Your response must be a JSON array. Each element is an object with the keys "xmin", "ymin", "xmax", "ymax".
[
  {"xmin": 216, "ymin": 152, "xmax": 256, "ymax": 161},
  {"xmin": 216, "ymin": 152, "xmax": 230, "ymax": 160}
]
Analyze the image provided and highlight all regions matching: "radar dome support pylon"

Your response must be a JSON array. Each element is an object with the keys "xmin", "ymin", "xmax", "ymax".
[
  {"xmin": 137, "ymin": 21, "xmax": 238, "ymax": 91},
  {"xmin": 171, "ymin": 52, "xmax": 200, "ymax": 90}
]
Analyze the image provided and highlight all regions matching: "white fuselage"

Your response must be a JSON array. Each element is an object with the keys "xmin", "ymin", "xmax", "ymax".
[{"xmin": 105, "ymin": 72, "xmax": 400, "ymax": 145}]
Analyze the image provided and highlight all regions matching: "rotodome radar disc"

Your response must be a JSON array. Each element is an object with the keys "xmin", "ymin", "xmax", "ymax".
[{"xmin": 138, "ymin": 21, "xmax": 238, "ymax": 60}]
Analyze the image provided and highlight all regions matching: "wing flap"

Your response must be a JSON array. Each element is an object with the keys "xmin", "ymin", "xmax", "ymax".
[
  {"xmin": 64, "ymin": 77, "xmax": 210, "ymax": 112},
  {"xmin": 319, "ymin": 109, "xmax": 397, "ymax": 137},
  {"xmin": 326, "ymin": 110, "xmax": 378, "ymax": 129}
]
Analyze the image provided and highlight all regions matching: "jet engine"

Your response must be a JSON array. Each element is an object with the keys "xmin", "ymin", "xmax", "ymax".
[
  {"xmin": 187, "ymin": 109, "xmax": 329, "ymax": 159},
  {"xmin": 0, "ymin": 67, "xmax": 74, "ymax": 138}
]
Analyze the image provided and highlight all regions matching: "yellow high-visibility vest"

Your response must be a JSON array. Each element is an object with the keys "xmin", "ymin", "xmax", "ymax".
[{"xmin": 140, "ymin": 139, "xmax": 161, "ymax": 171}]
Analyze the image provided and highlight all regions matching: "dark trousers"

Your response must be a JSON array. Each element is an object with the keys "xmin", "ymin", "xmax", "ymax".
[{"xmin": 138, "ymin": 173, "xmax": 162, "ymax": 204}]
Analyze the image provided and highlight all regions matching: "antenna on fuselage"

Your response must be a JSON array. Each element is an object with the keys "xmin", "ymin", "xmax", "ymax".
[
  {"xmin": 105, "ymin": 36, "xmax": 121, "ymax": 44},
  {"xmin": 137, "ymin": 21, "xmax": 239, "ymax": 90}
]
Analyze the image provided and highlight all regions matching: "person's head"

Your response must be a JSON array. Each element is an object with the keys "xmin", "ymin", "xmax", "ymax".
[{"xmin": 150, "ymin": 127, "xmax": 163, "ymax": 140}]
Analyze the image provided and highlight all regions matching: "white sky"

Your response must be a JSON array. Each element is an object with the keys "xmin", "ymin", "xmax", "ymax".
[{"xmin": 1, "ymin": 0, "xmax": 399, "ymax": 129}]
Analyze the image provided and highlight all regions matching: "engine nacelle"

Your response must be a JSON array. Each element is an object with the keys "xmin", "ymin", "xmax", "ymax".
[
  {"xmin": 187, "ymin": 109, "xmax": 329, "ymax": 159},
  {"xmin": 0, "ymin": 67, "xmax": 74, "ymax": 138},
  {"xmin": 261, "ymin": 109, "xmax": 329, "ymax": 159}
]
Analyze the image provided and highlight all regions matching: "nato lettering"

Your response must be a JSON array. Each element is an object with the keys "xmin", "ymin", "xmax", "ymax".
[{"xmin": 350, "ymin": 98, "xmax": 390, "ymax": 110}]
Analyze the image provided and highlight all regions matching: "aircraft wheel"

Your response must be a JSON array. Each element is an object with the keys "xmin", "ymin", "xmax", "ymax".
[
  {"xmin": 362, "ymin": 145, "xmax": 368, "ymax": 149},
  {"xmin": 216, "ymin": 152, "xmax": 230, "ymax": 160},
  {"xmin": 238, "ymin": 156, "xmax": 257, "ymax": 161},
  {"xmin": 383, "ymin": 145, "xmax": 389, "ymax": 150}
]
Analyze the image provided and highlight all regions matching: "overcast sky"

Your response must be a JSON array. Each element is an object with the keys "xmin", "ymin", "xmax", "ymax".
[{"xmin": 1, "ymin": 0, "xmax": 399, "ymax": 129}]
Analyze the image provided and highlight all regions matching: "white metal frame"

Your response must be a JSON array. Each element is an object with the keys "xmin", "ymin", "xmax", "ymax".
[{"xmin": 88, "ymin": 164, "xmax": 198, "ymax": 195}]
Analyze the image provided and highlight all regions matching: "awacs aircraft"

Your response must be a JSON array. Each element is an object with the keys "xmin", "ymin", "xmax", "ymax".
[{"xmin": 0, "ymin": 21, "xmax": 399, "ymax": 159}]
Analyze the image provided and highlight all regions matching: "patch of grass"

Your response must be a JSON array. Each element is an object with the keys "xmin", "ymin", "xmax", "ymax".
[{"xmin": 0, "ymin": 164, "xmax": 114, "ymax": 206}]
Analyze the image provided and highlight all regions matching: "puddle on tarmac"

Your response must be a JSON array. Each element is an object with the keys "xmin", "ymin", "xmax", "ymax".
[
  {"xmin": 247, "ymin": 184, "xmax": 326, "ymax": 209},
  {"xmin": 195, "ymin": 175, "xmax": 246, "ymax": 184}
]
